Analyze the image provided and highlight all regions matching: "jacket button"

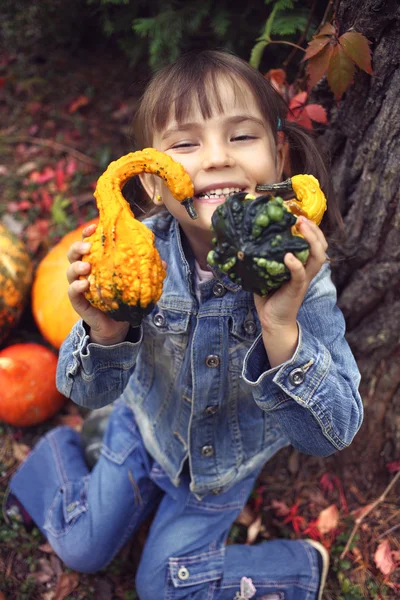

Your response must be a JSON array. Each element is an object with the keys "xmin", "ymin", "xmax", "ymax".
[
  {"xmin": 201, "ymin": 445, "xmax": 214, "ymax": 457},
  {"xmin": 153, "ymin": 313, "xmax": 165, "ymax": 327},
  {"xmin": 177, "ymin": 566, "xmax": 190, "ymax": 580},
  {"xmin": 244, "ymin": 320, "xmax": 256, "ymax": 334},
  {"xmin": 204, "ymin": 405, "xmax": 218, "ymax": 416},
  {"xmin": 289, "ymin": 368, "xmax": 305, "ymax": 385},
  {"xmin": 212, "ymin": 282, "xmax": 226, "ymax": 297},
  {"xmin": 205, "ymin": 355, "xmax": 220, "ymax": 368}
]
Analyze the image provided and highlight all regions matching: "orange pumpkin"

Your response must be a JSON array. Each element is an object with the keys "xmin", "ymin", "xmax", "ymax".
[
  {"xmin": 32, "ymin": 219, "xmax": 98, "ymax": 349},
  {"xmin": 0, "ymin": 224, "xmax": 33, "ymax": 346},
  {"xmin": 0, "ymin": 343, "xmax": 66, "ymax": 426}
]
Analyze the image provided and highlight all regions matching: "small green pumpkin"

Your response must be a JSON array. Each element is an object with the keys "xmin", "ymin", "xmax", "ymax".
[{"xmin": 207, "ymin": 193, "xmax": 310, "ymax": 296}]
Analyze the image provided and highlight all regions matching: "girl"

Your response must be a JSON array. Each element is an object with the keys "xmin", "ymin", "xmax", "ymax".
[{"xmin": 9, "ymin": 50, "xmax": 363, "ymax": 599}]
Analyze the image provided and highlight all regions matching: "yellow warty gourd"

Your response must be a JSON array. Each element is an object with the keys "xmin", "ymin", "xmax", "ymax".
[{"xmin": 82, "ymin": 148, "xmax": 194, "ymax": 326}]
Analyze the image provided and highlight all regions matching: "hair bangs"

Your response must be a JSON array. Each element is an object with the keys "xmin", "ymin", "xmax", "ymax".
[{"xmin": 133, "ymin": 51, "xmax": 285, "ymax": 149}]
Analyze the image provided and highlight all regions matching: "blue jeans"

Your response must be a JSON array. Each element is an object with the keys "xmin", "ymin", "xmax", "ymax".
[{"xmin": 10, "ymin": 400, "xmax": 322, "ymax": 599}]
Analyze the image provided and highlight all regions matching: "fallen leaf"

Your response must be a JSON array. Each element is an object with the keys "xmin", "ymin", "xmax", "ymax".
[
  {"xmin": 386, "ymin": 460, "xmax": 400, "ymax": 473},
  {"xmin": 271, "ymin": 499, "xmax": 290, "ymax": 517},
  {"xmin": 68, "ymin": 95, "xmax": 91, "ymax": 114},
  {"xmin": 39, "ymin": 542, "xmax": 55, "ymax": 554},
  {"xmin": 374, "ymin": 539, "xmax": 396, "ymax": 576},
  {"xmin": 316, "ymin": 504, "xmax": 339, "ymax": 534},
  {"xmin": 246, "ymin": 515, "xmax": 262, "ymax": 545},
  {"xmin": 236, "ymin": 505, "xmax": 257, "ymax": 527},
  {"xmin": 12, "ymin": 440, "xmax": 31, "ymax": 462},
  {"xmin": 31, "ymin": 558, "xmax": 55, "ymax": 584},
  {"xmin": 53, "ymin": 572, "xmax": 80, "ymax": 600},
  {"xmin": 16, "ymin": 161, "xmax": 37, "ymax": 176}
]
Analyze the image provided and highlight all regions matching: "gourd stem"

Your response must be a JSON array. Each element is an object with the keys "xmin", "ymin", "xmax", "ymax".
[
  {"xmin": 255, "ymin": 178, "xmax": 293, "ymax": 193},
  {"xmin": 182, "ymin": 197, "xmax": 198, "ymax": 219}
]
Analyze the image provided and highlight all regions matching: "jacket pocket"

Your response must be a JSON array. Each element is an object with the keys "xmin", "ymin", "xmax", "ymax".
[
  {"xmin": 167, "ymin": 547, "xmax": 224, "ymax": 598},
  {"xmin": 44, "ymin": 476, "xmax": 89, "ymax": 538}
]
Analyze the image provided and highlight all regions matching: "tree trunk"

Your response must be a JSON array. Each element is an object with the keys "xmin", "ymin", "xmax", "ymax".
[{"xmin": 318, "ymin": 0, "xmax": 400, "ymax": 470}]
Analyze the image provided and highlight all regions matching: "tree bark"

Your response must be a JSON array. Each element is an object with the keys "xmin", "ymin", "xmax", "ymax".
[{"xmin": 318, "ymin": 0, "xmax": 400, "ymax": 469}]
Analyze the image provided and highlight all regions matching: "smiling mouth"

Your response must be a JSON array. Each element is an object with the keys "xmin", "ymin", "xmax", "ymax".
[{"xmin": 196, "ymin": 187, "xmax": 245, "ymax": 201}]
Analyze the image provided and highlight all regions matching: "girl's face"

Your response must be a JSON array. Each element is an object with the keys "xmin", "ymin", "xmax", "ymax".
[{"xmin": 142, "ymin": 76, "xmax": 284, "ymax": 254}]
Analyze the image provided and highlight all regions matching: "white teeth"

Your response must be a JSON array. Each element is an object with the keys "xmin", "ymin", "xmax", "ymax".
[{"xmin": 197, "ymin": 187, "xmax": 243, "ymax": 199}]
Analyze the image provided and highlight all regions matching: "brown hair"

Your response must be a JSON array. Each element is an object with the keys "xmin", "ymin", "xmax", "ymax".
[{"xmin": 130, "ymin": 49, "xmax": 342, "ymax": 233}]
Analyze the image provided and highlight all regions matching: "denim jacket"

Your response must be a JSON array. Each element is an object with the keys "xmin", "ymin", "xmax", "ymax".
[{"xmin": 57, "ymin": 212, "xmax": 363, "ymax": 497}]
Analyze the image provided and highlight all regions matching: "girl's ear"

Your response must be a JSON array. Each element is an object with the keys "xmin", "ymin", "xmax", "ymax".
[{"xmin": 138, "ymin": 173, "xmax": 163, "ymax": 204}]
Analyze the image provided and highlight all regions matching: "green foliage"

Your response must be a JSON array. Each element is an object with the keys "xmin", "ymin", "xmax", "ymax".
[{"xmin": 250, "ymin": 0, "xmax": 314, "ymax": 69}]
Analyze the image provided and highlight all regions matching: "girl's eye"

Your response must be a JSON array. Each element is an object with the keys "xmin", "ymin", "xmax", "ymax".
[
  {"xmin": 232, "ymin": 135, "xmax": 257, "ymax": 142},
  {"xmin": 172, "ymin": 142, "xmax": 197, "ymax": 149}
]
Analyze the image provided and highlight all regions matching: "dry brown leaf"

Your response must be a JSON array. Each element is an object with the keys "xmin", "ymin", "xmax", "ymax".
[
  {"xmin": 236, "ymin": 505, "xmax": 256, "ymax": 527},
  {"xmin": 31, "ymin": 558, "xmax": 55, "ymax": 584},
  {"xmin": 246, "ymin": 515, "xmax": 262, "ymax": 545},
  {"xmin": 12, "ymin": 440, "xmax": 31, "ymax": 462},
  {"xmin": 39, "ymin": 542, "xmax": 55, "ymax": 554},
  {"xmin": 316, "ymin": 504, "xmax": 339, "ymax": 534},
  {"xmin": 0, "ymin": 592, "xmax": 6, "ymax": 600},
  {"xmin": 53, "ymin": 572, "xmax": 80, "ymax": 600},
  {"xmin": 374, "ymin": 539, "xmax": 396, "ymax": 576}
]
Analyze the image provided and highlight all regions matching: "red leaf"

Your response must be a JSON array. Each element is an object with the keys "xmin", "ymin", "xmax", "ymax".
[
  {"xmin": 305, "ymin": 103, "xmax": 328, "ymax": 124},
  {"xmin": 55, "ymin": 165, "xmax": 66, "ymax": 191},
  {"xmin": 307, "ymin": 43, "xmax": 334, "ymax": 90},
  {"xmin": 68, "ymin": 95, "xmax": 91, "ymax": 114},
  {"xmin": 374, "ymin": 539, "xmax": 396, "ymax": 576},
  {"xmin": 327, "ymin": 44, "xmax": 356, "ymax": 101},
  {"xmin": 289, "ymin": 91, "xmax": 308, "ymax": 110},
  {"xmin": 386, "ymin": 460, "xmax": 400, "ymax": 473},
  {"xmin": 40, "ymin": 189, "xmax": 54, "ymax": 211},
  {"xmin": 265, "ymin": 68, "xmax": 287, "ymax": 94},
  {"xmin": 29, "ymin": 167, "xmax": 55, "ymax": 184},
  {"xmin": 339, "ymin": 31, "xmax": 372, "ymax": 74},
  {"xmin": 0, "ymin": 76, "xmax": 6, "ymax": 88},
  {"xmin": 66, "ymin": 158, "xmax": 78, "ymax": 176}
]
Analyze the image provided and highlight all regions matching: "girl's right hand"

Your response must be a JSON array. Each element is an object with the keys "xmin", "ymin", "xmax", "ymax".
[{"xmin": 67, "ymin": 223, "xmax": 130, "ymax": 345}]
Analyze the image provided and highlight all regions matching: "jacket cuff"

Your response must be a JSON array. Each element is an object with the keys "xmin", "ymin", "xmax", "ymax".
[
  {"xmin": 69, "ymin": 320, "xmax": 142, "ymax": 377},
  {"xmin": 242, "ymin": 322, "xmax": 331, "ymax": 410}
]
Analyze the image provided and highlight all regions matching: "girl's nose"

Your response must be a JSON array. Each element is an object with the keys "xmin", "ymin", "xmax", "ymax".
[{"xmin": 202, "ymin": 143, "xmax": 235, "ymax": 170}]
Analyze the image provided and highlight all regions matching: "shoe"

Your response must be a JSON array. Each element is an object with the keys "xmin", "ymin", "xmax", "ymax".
[
  {"xmin": 2, "ymin": 486, "xmax": 34, "ymax": 532},
  {"xmin": 80, "ymin": 404, "xmax": 114, "ymax": 469},
  {"xmin": 305, "ymin": 539, "xmax": 330, "ymax": 600}
]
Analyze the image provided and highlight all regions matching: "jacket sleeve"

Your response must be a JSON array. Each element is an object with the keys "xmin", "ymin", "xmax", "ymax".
[
  {"xmin": 56, "ymin": 320, "xmax": 142, "ymax": 409},
  {"xmin": 242, "ymin": 262, "xmax": 364, "ymax": 456}
]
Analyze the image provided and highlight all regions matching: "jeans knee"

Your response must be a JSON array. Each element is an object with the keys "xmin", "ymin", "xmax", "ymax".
[{"xmin": 49, "ymin": 537, "xmax": 112, "ymax": 574}]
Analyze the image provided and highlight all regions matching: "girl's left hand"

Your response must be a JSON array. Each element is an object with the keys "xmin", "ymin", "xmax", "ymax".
[{"xmin": 253, "ymin": 217, "xmax": 328, "ymax": 333}]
